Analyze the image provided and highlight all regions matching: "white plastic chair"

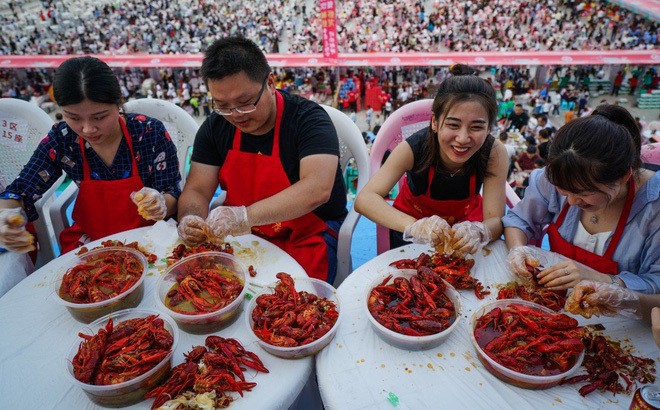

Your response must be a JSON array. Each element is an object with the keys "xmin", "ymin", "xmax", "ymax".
[
  {"xmin": 49, "ymin": 99, "xmax": 200, "ymax": 254},
  {"xmin": 123, "ymin": 98, "xmax": 199, "ymax": 185},
  {"xmin": 505, "ymin": 183, "xmax": 521, "ymax": 208},
  {"xmin": 370, "ymin": 99, "xmax": 434, "ymax": 255},
  {"xmin": 0, "ymin": 98, "xmax": 60, "ymax": 268},
  {"xmin": 321, "ymin": 105, "xmax": 370, "ymax": 287}
]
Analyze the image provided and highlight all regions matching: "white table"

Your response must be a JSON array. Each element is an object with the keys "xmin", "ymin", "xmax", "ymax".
[
  {"xmin": 0, "ymin": 221, "xmax": 319, "ymax": 409},
  {"xmin": 316, "ymin": 240, "xmax": 659, "ymax": 409}
]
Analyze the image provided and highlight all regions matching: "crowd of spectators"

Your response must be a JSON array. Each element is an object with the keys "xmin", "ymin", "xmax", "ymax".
[
  {"xmin": 1, "ymin": 0, "xmax": 295, "ymax": 55},
  {"xmin": 0, "ymin": 0, "xmax": 656, "ymax": 55}
]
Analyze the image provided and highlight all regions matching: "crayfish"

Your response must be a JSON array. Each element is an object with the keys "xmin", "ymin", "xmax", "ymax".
[
  {"xmin": 473, "ymin": 303, "xmax": 584, "ymax": 376},
  {"xmin": 78, "ymin": 239, "xmax": 158, "ymax": 264},
  {"xmin": 165, "ymin": 265, "xmax": 244, "ymax": 314},
  {"xmin": 72, "ymin": 315, "xmax": 174, "ymax": 385},
  {"xmin": 59, "ymin": 250, "xmax": 144, "ymax": 303},
  {"xmin": 497, "ymin": 261, "xmax": 567, "ymax": 312},
  {"xmin": 390, "ymin": 252, "xmax": 489, "ymax": 299},
  {"xmin": 251, "ymin": 272, "xmax": 339, "ymax": 347},
  {"xmin": 145, "ymin": 336, "xmax": 268, "ymax": 409},
  {"xmin": 166, "ymin": 242, "xmax": 235, "ymax": 265},
  {"xmin": 368, "ymin": 268, "xmax": 456, "ymax": 337},
  {"xmin": 561, "ymin": 330, "xmax": 656, "ymax": 396},
  {"xmin": 497, "ymin": 282, "xmax": 566, "ymax": 312}
]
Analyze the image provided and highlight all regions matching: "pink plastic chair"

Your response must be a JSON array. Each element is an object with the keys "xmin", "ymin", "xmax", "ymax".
[
  {"xmin": 370, "ymin": 99, "xmax": 434, "ymax": 255},
  {"xmin": 642, "ymin": 142, "xmax": 660, "ymax": 171},
  {"xmin": 370, "ymin": 99, "xmax": 523, "ymax": 255}
]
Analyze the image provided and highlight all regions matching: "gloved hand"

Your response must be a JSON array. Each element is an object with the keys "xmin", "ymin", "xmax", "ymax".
[
  {"xmin": 206, "ymin": 206, "xmax": 251, "ymax": 240},
  {"xmin": 507, "ymin": 246, "xmax": 539, "ymax": 282},
  {"xmin": 652, "ymin": 308, "xmax": 660, "ymax": 348},
  {"xmin": 403, "ymin": 215, "xmax": 450, "ymax": 245},
  {"xmin": 451, "ymin": 221, "xmax": 491, "ymax": 256},
  {"xmin": 177, "ymin": 215, "xmax": 210, "ymax": 245},
  {"xmin": 131, "ymin": 187, "xmax": 167, "ymax": 221},
  {"xmin": 0, "ymin": 208, "xmax": 35, "ymax": 253},
  {"xmin": 565, "ymin": 280, "xmax": 640, "ymax": 319}
]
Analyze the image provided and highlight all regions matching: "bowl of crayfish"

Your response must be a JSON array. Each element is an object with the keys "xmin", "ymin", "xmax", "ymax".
[
  {"xmin": 247, "ymin": 272, "xmax": 341, "ymax": 359},
  {"xmin": 54, "ymin": 247, "xmax": 148, "ymax": 323},
  {"xmin": 364, "ymin": 268, "xmax": 462, "ymax": 350},
  {"xmin": 64, "ymin": 308, "xmax": 179, "ymax": 407},
  {"xmin": 470, "ymin": 299, "xmax": 585, "ymax": 389},
  {"xmin": 155, "ymin": 251, "xmax": 248, "ymax": 334}
]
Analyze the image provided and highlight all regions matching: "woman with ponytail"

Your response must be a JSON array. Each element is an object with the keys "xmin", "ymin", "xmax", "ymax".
[
  {"xmin": 355, "ymin": 64, "xmax": 509, "ymax": 254},
  {"xmin": 504, "ymin": 104, "xmax": 660, "ymax": 293},
  {"xmin": 0, "ymin": 56, "xmax": 181, "ymax": 255}
]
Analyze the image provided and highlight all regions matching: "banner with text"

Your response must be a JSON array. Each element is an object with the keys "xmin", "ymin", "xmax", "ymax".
[
  {"xmin": 320, "ymin": 0, "xmax": 338, "ymax": 59},
  {"xmin": 1, "ymin": 50, "xmax": 658, "ymax": 68}
]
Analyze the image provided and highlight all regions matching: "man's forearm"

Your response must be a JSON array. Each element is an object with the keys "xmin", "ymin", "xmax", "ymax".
[{"xmin": 178, "ymin": 191, "xmax": 212, "ymax": 220}]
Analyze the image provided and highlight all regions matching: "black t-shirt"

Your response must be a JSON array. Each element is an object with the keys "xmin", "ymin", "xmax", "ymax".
[
  {"xmin": 192, "ymin": 90, "xmax": 347, "ymax": 221},
  {"xmin": 403, "ymin": 128, "xmax": 492, "ymax": 200},
  {"xmin": 538, "ymin": 141, "xmax": 550, "ymax": 160},
  {"xmin": 507, "ymin": 111, "xmax": 529, "ymax": 130}
]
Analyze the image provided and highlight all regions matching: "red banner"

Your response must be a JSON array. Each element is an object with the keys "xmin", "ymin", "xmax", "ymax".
[
  {"xmin": 0, "ymin": 50, "xmax": 658, "ymax": 68},
  {"xmin": 319, "ymin": 0, "xmax": 338, "ymax": 59}
]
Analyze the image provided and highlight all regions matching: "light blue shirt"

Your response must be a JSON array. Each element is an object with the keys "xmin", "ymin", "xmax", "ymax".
[{"xmin": 502, "ymin": 169, "xmax": 660, "ymax": 293}]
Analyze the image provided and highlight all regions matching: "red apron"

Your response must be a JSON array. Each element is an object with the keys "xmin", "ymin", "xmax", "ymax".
[
  {"xmin": 393, "ymin": 167, "xmax": 483, "ymax": 225},
  {"xmin": 59, "ymin": 117, "xmax": 152, "ymax": 253},
  {"xmin": 218, "ymin": 91, "xmax": 332, "ymax": 280},
  {"xmin": 547, "ymin": 178, "xmax": 635, "ymax": 275}
]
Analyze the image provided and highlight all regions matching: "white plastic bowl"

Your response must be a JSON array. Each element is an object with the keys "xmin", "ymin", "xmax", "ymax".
[
  {"xmin": 470, "ymin": 299, "xmax": 585, "ymax": 389},
  {"xmin": 246, "ymin": 277, "xmax": 341, "ymax": 359},
  {"xmin": 155, "ymin": 251, "xmax": 248, "ymax": 334},
  {"xmin": 53, "ymin": 247, "xmax": 147, "ymax": 323},
  {"xmin": 64, "ymin": 308, "xmax": 178, "ymax": 407},
  {"xmin": 364, "ymin": 268, "xmax": 462, "ymax": 350}
]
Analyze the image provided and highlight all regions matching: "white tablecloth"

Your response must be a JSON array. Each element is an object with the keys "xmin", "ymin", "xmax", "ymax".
[
  {"xmin": 316, "ymin": 240, "xmax": 659, "ymax": 409},
  {"xmin": 0, "ymin": 221, "xmax": 318, "ymax": 409}
]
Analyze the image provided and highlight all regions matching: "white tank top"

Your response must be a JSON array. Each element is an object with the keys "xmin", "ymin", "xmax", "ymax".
[{"xmin": 573, "ymin": 221, "xmax": 612, "ymax": 256}]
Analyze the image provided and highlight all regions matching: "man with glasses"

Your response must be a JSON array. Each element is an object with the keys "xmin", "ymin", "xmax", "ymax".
[{"xmin": 177, "ymin": 37, "xmax": 347, "ymax": 283}]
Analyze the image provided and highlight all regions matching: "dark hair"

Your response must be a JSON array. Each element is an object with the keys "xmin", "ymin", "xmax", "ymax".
[
  {"xmin": 538, "ymin": 128, "xmax": 550, "ymax": 139},
  {"xmin": 545, "ymin": 104, "xmax": 641, "ymax": 193},
  {"xmin": 499, "ymin": 131, "xmax": 508, "ymax": 141},
  {"xmin": 526, "ymin": 145, "xmax": 538, "ymax": 154},
  {"xmin": 53, "ymin": 56, "xmax": 122, "ymax": 106},
  {"xmin": 525, "ymin": 136, "xmax": 537, "ymax": 146},
  {"xmin": 417, "ymin": 64, "xmax": 498, "ymax": 179},
  {"xmin": 200, "ymin": 37, "xmax": 271, "ymax": 83}
]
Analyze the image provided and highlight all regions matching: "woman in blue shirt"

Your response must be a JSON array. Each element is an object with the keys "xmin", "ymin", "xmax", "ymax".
[{"xmin": 504, "ymin": 104, "xmax": 659, "ymax": 293}]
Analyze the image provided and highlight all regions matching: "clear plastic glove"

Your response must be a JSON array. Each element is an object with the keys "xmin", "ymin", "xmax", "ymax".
[
  {"xmin": 507, "ymin": 246, "xmax": 539, "ymax": 282},
  {"xmin": 403, "ymin": 215, "xmax": 450, "ymax": 245},
  {"xmin": 652, "ymin": 307, "xmax": 660, "ymax": 348},
  {"xmin": 177, "ymin": 215, "xmax": 210, "ymax": 246},
  {"xmin": 0, "ymin": 208, "xmax": 35, "ymax": 253},
  {"xmin": 451, "ymin": 221, "xmax": 491, "ymax": 256},
  {"xmin": 565, "ymin": 280, "xmax": 641, "ymax": 319},
  {"xmin": 131, "ymin": 187, "xmax": 167, "ymax": 221},
  {"xmin": 206, "ymin": 206, "xmax": 251, "ymax": 240}
]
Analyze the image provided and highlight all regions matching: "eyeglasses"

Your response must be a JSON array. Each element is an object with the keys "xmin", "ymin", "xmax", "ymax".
[{"xmin": 212, "ymin": 75, "xmax": 268, "ymax": 116}]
